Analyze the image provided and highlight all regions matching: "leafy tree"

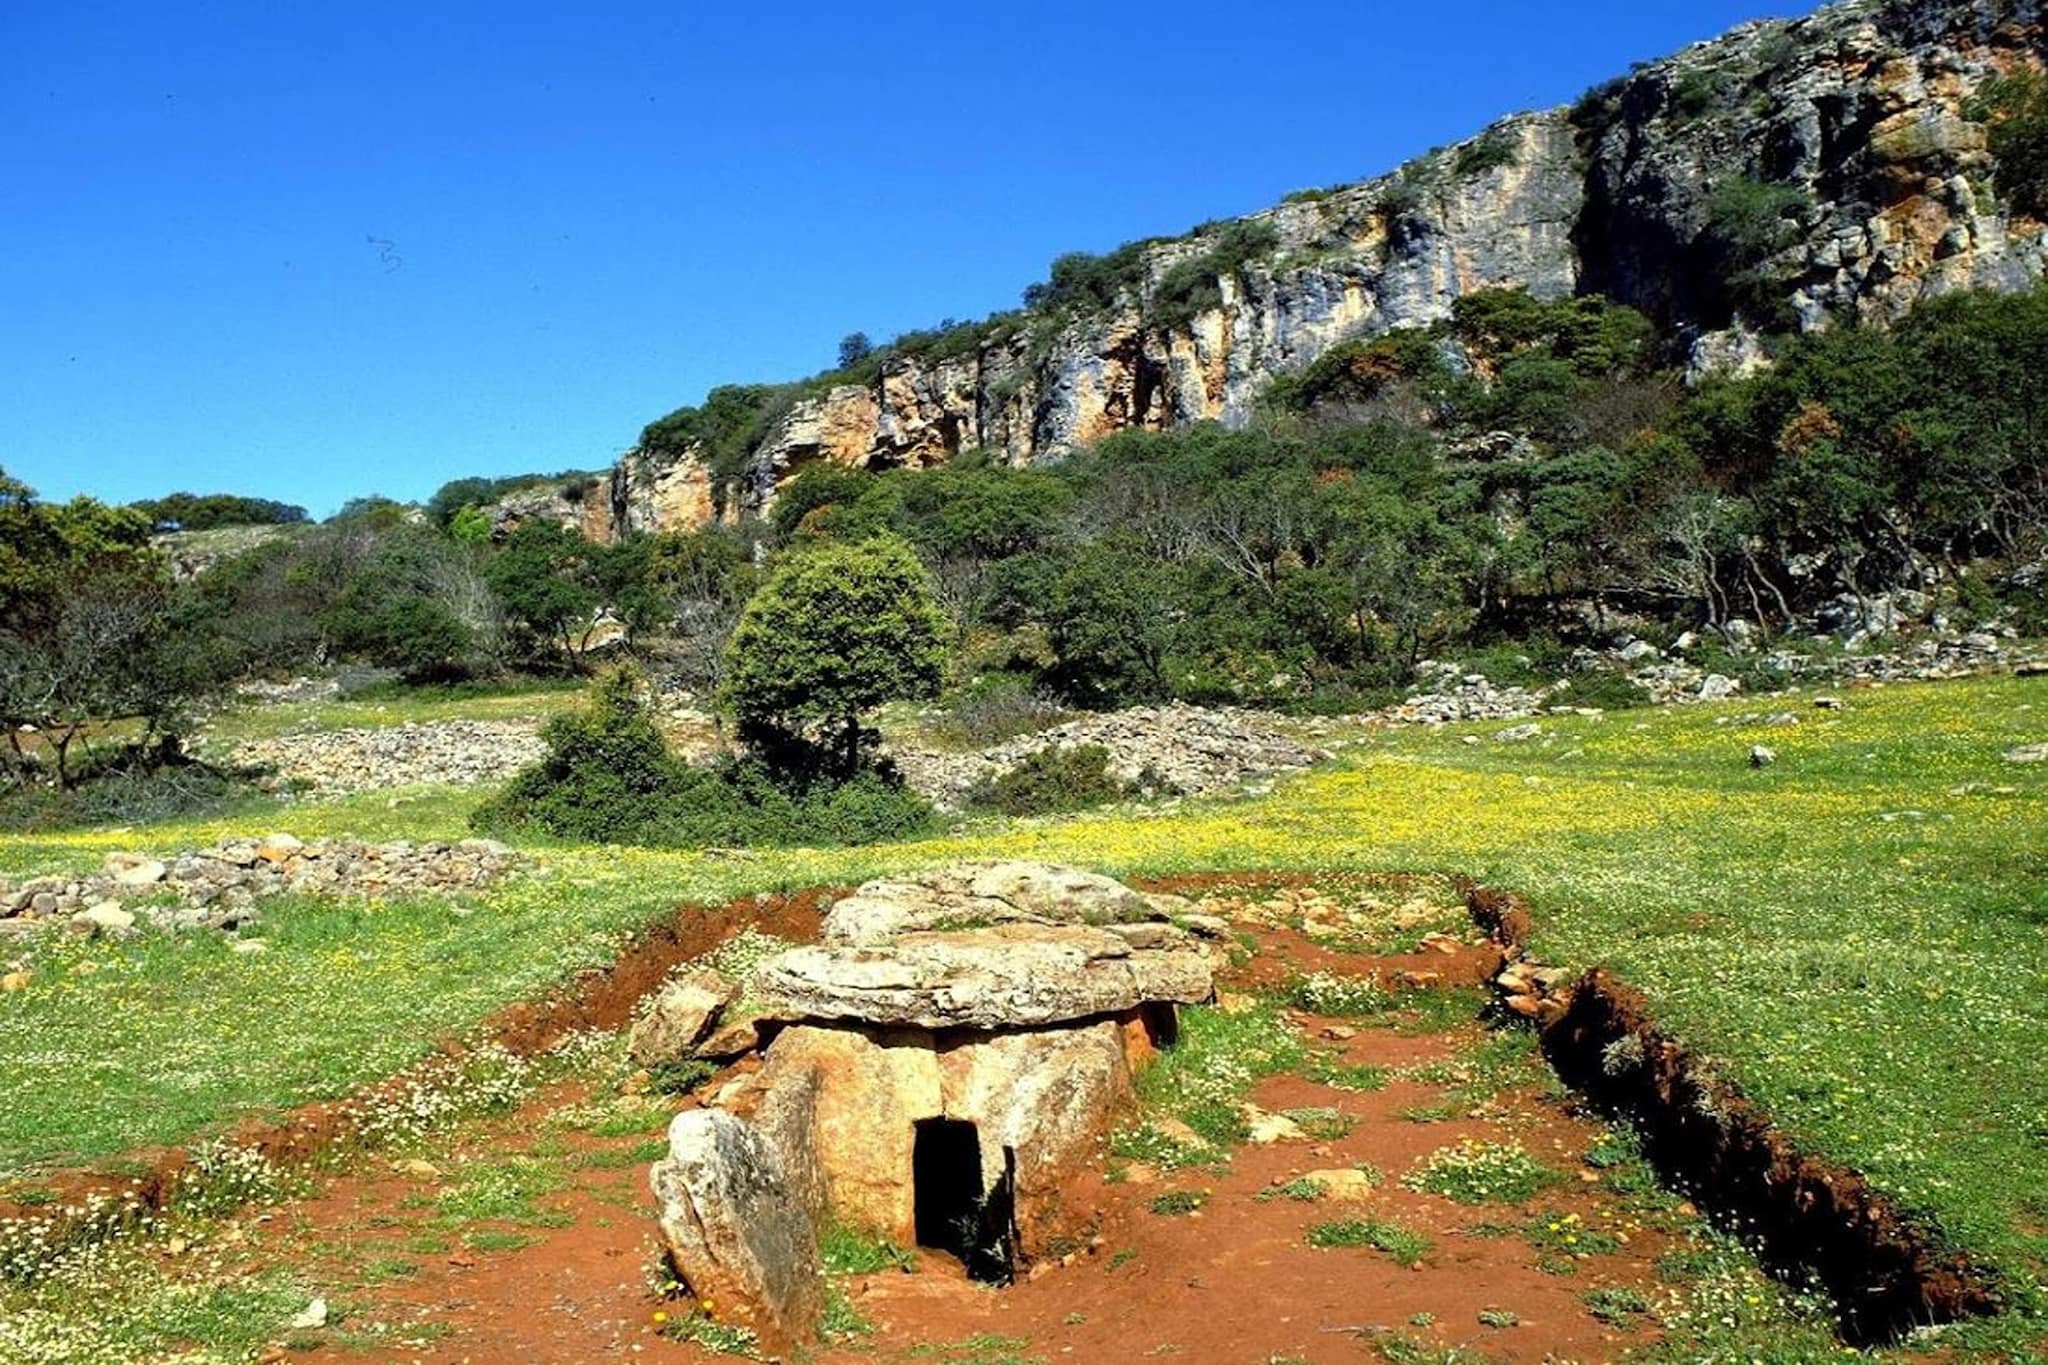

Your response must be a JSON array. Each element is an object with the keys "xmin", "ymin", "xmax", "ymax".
[
  {"xmin": 1041, "ymin": 539, "xmax": 1180, "ymax": 707},
  {"xmin": 837, "ymin": 331, "xmax": 875, "ymax": 369},
  {"xmin": 131, "ymin": 491, "xmax": 309, "ymax": 531},
  {"xmin": 721, "ymin": 534, "xmax": 948, "ymax": 769},
  {"xmin": 483, "ymin": 519, "xmax": 604, "ymax": 662},
  {"xmin": 0, "ymin": 473, "xmax": 227, "ymax": 786}
]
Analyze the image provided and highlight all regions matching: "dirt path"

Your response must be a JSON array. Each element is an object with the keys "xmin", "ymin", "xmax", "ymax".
[{"xmin": 190, "ymin": 874, "xmax": 1709, "ymax": 1364}]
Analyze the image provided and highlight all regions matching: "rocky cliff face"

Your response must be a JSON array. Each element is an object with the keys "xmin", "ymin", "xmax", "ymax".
[{"xmin": 568, "ymin": 0, "xmax": 2045, "ymax": 538}]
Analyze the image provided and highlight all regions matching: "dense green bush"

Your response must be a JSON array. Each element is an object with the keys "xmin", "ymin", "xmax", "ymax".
[
  {"xmin": 722, "ymin": 534, "xmax": 949, "ymax": 768},
  {"xmin": 1149, "ymin": 221, "xmax": 1281, "ymax": 329},
  {"xmin": 1453, "ymin": 130, "xmax": 1518, "ymax": 175},
  {"xmin": 471, "ymin": 667, "xmax": 934, "ymax": 848},
  {"xmin": 968, "ymin": 743, "xmax": 1127, "ymax": 816}
]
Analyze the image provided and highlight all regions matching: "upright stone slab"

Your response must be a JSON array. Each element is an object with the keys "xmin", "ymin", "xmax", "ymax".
[{"xmin": 650, "ymin": 1109, "xmax": 823, "ymax": 1353}]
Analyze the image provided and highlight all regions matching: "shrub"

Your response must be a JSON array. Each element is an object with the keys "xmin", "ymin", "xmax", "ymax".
[
  {"xmin": 472, "ymin": 667, "xmax": 938, "ymax": 849},
  {"xmin": 1976, "ymin": 72, "xmax": 2048, "ymax": 218},
  {"xmin": 969, "ymin": 743, "xmax": 1126, "ymax": 816},
  {"xmin": 1453, "ymin": 131, "xmax": 1518, "ymax": 176},
  {"xmin": 1148, "ymin": 221, "xmax": 1281, "ymax": 330},
  {"xmin": 1305, "ymin": 1218, "xmax": 1433, "ymax": 1267},
  {"xmin": 932, "ymin": 674, "xmax": 1071, "ymax": 747},
  {"xmin": 1670, "ymin": 67, "xmax": 1729, "ymax": 120}
]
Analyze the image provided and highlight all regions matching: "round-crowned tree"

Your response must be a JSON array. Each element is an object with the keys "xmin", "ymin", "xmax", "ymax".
[{"xmin": 721, "ymin": 533, "xmax": 947, "ymax": 771}]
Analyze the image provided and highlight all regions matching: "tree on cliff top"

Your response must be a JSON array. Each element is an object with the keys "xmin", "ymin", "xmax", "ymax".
[{"xmin": 720, "ymin": 533, "xmax": 947, "ymax": 772}]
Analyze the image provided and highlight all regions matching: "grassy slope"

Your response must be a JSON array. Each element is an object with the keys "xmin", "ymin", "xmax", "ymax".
[{"xmin": 1, "ymin": 676, "xmax": 2042, "ymax": 1294}]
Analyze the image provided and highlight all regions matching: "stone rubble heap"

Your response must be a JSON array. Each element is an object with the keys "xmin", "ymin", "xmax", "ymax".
[
  {"xmin": 0, "ymin": 834, "xmax": 519, "ymax": 940},
  {"xmin": 227, "ymin": 720, "xmax": 547, "ymax": 796},
  {"xmin": 889, "ymin": 704, "xmax": 1329, "ymax": 811},
  {"xmin": 1369, "ymin": 663, "xmax": 1565, "ymax": 725}
]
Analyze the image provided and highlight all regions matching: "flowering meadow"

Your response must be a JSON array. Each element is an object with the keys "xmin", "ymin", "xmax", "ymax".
[{"xmin": 1, "ymin": 674, "xmax": 2043, "ymax": 1315}]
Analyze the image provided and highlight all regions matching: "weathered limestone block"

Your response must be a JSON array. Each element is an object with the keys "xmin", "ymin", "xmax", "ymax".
[
  {"xmin": 752, "ymin": 922, "xmax": 1211, "ymax": 1030},
  {"xmin": 627, "ymin": 968, "xmax": 738, "ymax": 1068},
  {"xmin": 650, "ymin": 1109, "xmax": 823, "ymax": 1353}
]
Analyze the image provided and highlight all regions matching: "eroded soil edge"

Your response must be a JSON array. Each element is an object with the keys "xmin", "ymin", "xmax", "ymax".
[{"xmin": 1465, "ymin": 882, "xmax": 2001, "ymax": 1344}]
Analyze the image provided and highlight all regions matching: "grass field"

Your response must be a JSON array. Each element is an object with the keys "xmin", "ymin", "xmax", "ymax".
[{"xmin": 2, "ymin": 674, "xmax": 2044, "ymax": 1322}]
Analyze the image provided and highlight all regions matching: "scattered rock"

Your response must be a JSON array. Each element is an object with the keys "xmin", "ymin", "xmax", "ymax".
[
  {"xmin": 650, "ymin": 1110, "xmax": 823, "ymax": 1353},
  {"xmin": 2003, "ymin": 744, "xmax": 2048, "ymax": 764},
  {"xmin": 891, "ymin": 705, "xmax": 1327, "ymax": 811},
  {"xmin": 1698, "ymin": 674, "xmax": 1742, "ymax": 701},
  {"xmin": 0, "ymin": 838, "xmax": 522, "ymax": 939},
  {"xmin": 286, "ymin": 1298, "xmax": 328, "ymax": 1331},
  {"xmin": 111, "ymin": 860, "xmax": 167, "ymax": 887},
  {"xmin": 1750, "ymin": 746, "xmax": 1778, "ymax": 768},
  {"xmin": 1301, "ymin": 1168, "xmax": 1376, "ymax": 1201},
  {"xmin": 627, "ymin": 968, "xmax": 739, "ymax": 1068},
  {"xmin": 1493, "ymin": 723, "xmax": 1543, "ymax": 744}
]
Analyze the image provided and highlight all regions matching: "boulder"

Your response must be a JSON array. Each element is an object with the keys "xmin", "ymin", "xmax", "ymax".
[
  {"xmin": 111, "ymin": 860, "xmax": 167, "ymax": 888},
  {"xmin": 69, "ymin": 903, "xmax": 137, "ymax": 938},
  {"xmin": 627, "ymin": 968, "xmax": 739, "ymax": 1068},
  {"xmin": 1698, "ymin": 674, "xmax": 1742, "ymax": 701},
  {"xmin": 650, "ymin": 1110, "xmax": 823, "ymax": 1353}
]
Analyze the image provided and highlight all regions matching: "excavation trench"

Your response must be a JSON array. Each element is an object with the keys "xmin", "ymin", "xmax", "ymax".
[
  {"xmin": 3, "ymin": 869, "xmax": 2003, "ymax": 1349},
  {"xmin": 1462, "ymin": 881, "xmax": 2001, "ymax": 1345}
]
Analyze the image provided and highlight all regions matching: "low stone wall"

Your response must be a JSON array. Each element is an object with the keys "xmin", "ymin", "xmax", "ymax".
[{"xmin": 0, "ymin": 835, "xmax": 520, "ymax": 940}]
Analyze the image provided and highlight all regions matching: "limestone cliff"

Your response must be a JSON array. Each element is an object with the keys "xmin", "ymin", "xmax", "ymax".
[{"xmin": 563, "ymin": 0, "xmax": 2047, "ymax": 537}]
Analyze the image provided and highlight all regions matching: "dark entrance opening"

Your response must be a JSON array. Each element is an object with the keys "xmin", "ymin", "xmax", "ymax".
[
  {"xmin": 912, "ymin": 1118, "xmax": 1015, "ymax": 1285},
  {"xmin": 1140, "ymin": 1001, "xmax": 1181, "ymax": 1049}
]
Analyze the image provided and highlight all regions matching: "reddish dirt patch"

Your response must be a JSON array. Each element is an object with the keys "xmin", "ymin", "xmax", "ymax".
[{"xmin": 213, "ymin": 884, "xmax": 1691, "ymax": 1365}]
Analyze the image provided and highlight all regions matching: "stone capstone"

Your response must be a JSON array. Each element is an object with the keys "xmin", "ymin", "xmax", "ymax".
[
  {"xmin": 650, "ymin": 1109, "xmax": 823, "ymax": 1352},
  {"xmin": 749, "ymin": 862, "xmax": 1215, "ymax": 1030}
]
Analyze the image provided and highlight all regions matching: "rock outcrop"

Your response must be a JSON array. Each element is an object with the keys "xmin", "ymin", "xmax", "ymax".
[{"xmin": 544, "ymin": 0, "xmax": 2046, "ymax": 536}]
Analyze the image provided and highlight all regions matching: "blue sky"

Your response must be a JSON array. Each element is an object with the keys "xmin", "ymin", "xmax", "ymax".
[{"xmin": 2, "ymin": 1, "xmax": 1790, "ymax": 516}]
